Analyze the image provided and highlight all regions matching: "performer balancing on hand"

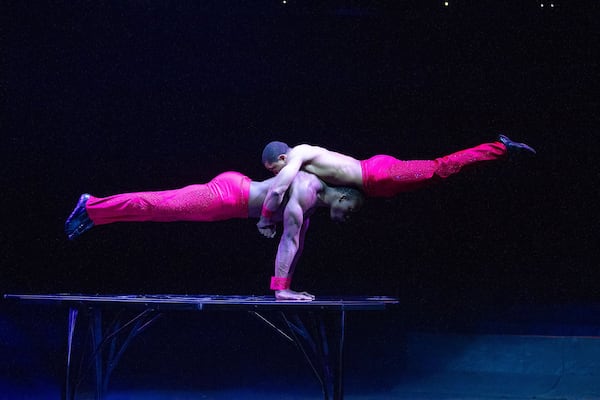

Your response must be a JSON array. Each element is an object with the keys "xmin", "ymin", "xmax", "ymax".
[{"xmin": 65, "ymin": 171, "xmax": 364, "ymax": 301}]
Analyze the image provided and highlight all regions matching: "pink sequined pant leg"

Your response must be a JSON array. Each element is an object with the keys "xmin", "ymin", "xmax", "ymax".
[
  {"xmin": 360, "ymin": 142, "xmax": 507, "ymax": 198},
  {"xmin": 86, "ymin": 172, "xmax": 251, "ymax": 225}
]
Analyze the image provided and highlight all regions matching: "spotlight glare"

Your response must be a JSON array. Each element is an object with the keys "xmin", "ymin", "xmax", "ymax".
[{"xmin": 444, "ymin": 1, "xmax": 449, "ymax": 6}]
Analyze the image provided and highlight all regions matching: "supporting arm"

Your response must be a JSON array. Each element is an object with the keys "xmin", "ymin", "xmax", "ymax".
[{"xmin": 272, "ymin": 201, "xmax": 314, "ymax": 300}]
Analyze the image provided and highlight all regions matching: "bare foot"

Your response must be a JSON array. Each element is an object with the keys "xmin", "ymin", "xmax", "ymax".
[{"xmin": 275, "ymin": 289, "xmax": 315, "ymax": 301}]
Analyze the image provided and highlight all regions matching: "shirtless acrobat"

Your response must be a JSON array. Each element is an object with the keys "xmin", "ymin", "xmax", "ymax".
[
  {"xmin": 65, "ymin": 171, "xmax": 363, "ymax": 301},
  {"xmin": 257, "ymin": 135, "xmax": 535, "ymax": 237}
]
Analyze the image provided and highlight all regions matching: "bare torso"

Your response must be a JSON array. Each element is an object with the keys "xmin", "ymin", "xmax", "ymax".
[
  {"xmin": 291, "ymin": 144, "xmax": 364, "ymax": 188},
  {"xmin": 285, "ymin": 170, "xmax": 323, "ymax": 216},
  {"xmin": 249, "ymin": 171, "xmax": 323, "ymax": 218}
]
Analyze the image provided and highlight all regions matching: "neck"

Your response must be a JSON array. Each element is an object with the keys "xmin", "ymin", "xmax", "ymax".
[{"xmin": 317, "ymin": 184, "xmax": 338, "ymax": 208}]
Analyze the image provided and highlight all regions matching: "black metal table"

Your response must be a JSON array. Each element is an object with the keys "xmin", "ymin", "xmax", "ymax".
[{"xmin": 3, "ymin": 293, "xmax": 398, "ymax": 400}]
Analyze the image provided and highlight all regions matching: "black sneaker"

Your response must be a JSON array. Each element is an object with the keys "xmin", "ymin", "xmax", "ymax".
[
  {"xmin": 499, "ymin": 134, "xmax": 537, "ymax": 156},
  {"xmin": 65, "ymin": 194, "xmax": 94, "ymax": 240}
]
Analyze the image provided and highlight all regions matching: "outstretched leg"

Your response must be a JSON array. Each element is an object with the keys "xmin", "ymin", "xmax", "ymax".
[
  {"xmin": 86, "ymin": 184, "xmax": 222, "ymax": 224},
  {"xmin": 361, "ymin": 136, "xmax": 535, "ymax": 197},
  {"xmin": 65, "ymin": 172, "xmax": 251, "ymax": 239}
]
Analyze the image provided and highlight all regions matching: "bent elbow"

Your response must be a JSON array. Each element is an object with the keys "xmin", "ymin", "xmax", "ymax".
[{"xmin": 269, "ymin": 187, "xmax": 287, "ymax": 202}]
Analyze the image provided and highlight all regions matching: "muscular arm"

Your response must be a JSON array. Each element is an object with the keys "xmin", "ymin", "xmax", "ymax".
[
  {"xmin": 257, "ymin": 157, "xmax": 304, "ymax": 241},
  {"xmin": 289, "ymin": 217, "xmax": 309, "ymax": 276},
  {"xmin": 257, "ymin": 146, "xmax": 313, "ymax": 238},
  {"xmin": 264, "ymin": 156, "xmax": 304, "ymax": 215},
  {"xmin": 273, "ymin": 199, "xmax": 314, "ymax": 300},
  {"xmin": 274, "ymin": 200, "xmax": 303, "ymax": 279}
]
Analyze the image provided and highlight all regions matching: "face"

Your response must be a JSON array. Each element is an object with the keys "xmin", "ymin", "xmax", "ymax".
[
  {"xmin": 264, "ymin": 156, "xmax": 287, "ymax": 175},
  {"xmin": 329, "ymin": 195, "xmax": 363, "ymax": 222}
]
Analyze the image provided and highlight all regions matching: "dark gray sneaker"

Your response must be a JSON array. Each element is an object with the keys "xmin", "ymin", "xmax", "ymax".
[
  {"xmin": 65, "ymin": 194, "xmax": 94, "ymax": 240},
  {"xmin": 499, "ymin": 134, "xmax": 537, "ymax": 156}
]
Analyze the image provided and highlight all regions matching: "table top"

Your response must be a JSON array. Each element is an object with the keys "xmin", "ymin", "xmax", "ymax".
[{"xmin": 3, "ymin": 293, "xmax": 399, "ymax": 311}]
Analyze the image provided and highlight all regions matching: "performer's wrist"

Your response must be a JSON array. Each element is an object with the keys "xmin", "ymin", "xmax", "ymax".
[
  {"xmin": 270, "ymin": 276, "xmax": 291, "ymax": 291},
  {"xmin": 261, "ymin": 205, "xmax": 274, "ymax": 219}
]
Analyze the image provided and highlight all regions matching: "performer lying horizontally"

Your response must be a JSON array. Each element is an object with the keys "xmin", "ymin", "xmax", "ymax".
[
  {"xmin": 257, "ymin": 135, "xmax": 535, "ymax": 237},
  {"xmin": 65, "ymin": 171, "xmax": 364, "ymax": 301}
]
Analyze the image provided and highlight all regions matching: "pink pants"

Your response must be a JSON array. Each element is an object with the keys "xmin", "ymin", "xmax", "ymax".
[
  {"xmin": 86, "ymin": 172, "xmax": 251, "ymax": 225},
  {"xmin": 360, "ymin": 142, "xmax": 507, "ymax": 197}
]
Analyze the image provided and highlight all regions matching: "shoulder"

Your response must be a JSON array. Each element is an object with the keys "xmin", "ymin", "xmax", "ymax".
[
  {"xmin": 289, "ymin": 171, "xmax": 320, "ymax": 201},
  {"xmin": 294, "ymin": 170, "xmax": 320, "ymax": 186},
  {"xmin": 289, "ymin": 144, "xmax": 327, "ymax": 159}
]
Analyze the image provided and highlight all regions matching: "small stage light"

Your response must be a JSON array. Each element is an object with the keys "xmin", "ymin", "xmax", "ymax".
[{"xmin": 444, "ymin": 1, "xmax": 449, "ymax": 6}]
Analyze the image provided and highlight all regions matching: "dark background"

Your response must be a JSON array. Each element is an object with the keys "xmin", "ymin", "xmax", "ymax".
[{"xmin": 2, "ymin": 0, "xmax": 599, "ymax": 323}]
